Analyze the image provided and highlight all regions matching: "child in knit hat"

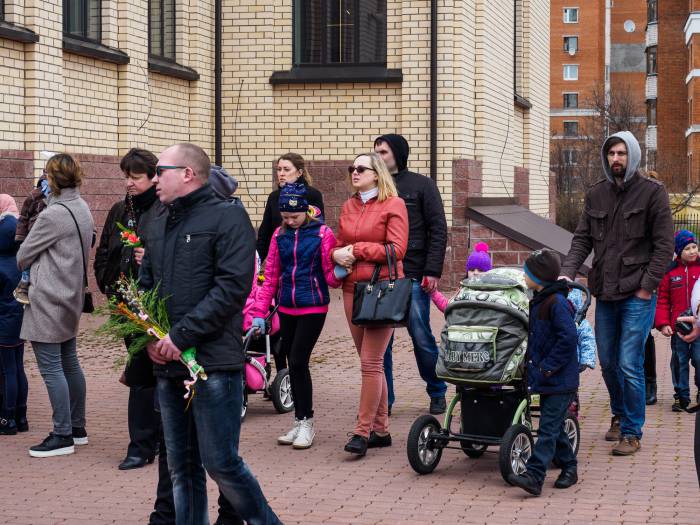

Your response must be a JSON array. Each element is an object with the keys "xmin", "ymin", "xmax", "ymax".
[
  {"xmin": 429, "ymin": 242, "xmax": 492, "ymax": 312},
  {"xmin": 509, "ymin": 249, "xmax": 579, "ymax": 496},
  {"xmin": 655, "ymin": 229, "xmax": 700, "ymax": 411}
]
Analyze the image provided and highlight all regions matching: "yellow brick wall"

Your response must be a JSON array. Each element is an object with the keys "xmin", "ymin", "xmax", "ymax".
[
  {"xmin": 0, "ymin": 0, "xmax": 550, "ymax": 221},
  {"xmin": 0, "ymin": 40, "xmax": 25, "ymax": 150},
  {"xmin": 63, "ymin": 55, "xmax": 119, "ymax": 154}
]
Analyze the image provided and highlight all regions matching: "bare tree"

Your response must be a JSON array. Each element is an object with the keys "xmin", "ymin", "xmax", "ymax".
[{"xmin": 551, "ymin": 83, "xmax": 646, "ymax": 231}]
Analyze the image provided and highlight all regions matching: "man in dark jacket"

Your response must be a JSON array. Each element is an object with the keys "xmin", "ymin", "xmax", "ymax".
[
  {"xmin": 94, "ymin": 148, "xmax": 164, "ymax": 472},
  {"xmin": 141, "ymin": 143, "xmax": 280, "ymax": 525},
  {"xmin": 375, "ymin": 134, "xmax": 448, "ymax": 414},
  {"xmin": 561, "ymin": 131, "xmax": 674, "ymax": 456}
]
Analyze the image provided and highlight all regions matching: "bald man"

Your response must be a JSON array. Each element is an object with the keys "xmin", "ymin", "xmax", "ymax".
[{"xmin": 140, "ymin": 143, "xmax": 281, "ymax": 525}]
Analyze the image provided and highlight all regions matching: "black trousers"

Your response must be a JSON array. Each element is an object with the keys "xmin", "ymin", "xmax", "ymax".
[
  {"xmin": 148, "ymin": 398, "xmax": 242, "ymax": 525},
  {"xmin": 279, "ymin": 312, "xmax": 327, "ymax": 420},
  {"xmin": 126, "ymin": 385, "xmax": 159, "ymax": 459},
  {"xmin": 644, "ymin": 334, "xmax": 656, "ymax": 383}
]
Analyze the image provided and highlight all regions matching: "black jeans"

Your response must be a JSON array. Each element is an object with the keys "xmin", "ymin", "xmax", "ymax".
[
  {"xmin": 526, "ymin": 393, "xmax": 577, "ymax": 484},
  {"xmin": 279, "ymin": 312, "xmax": 327, "ymax": 420},
  {"xmin": 644, "ymin": 334, "xmax": 656, "ymax": 383}
]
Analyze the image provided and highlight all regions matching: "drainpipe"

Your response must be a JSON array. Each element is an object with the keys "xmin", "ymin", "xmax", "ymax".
[
  {"xmin": 214, "ymin": 0, "xmax": 222, "ymax": 166},
  {"xmin": 430, "ymin": 0, "xmax": 437, "ymax": 181},
  {"xmin": 604, "ymin": 0, "xmax": 611, "ymax": 136}
]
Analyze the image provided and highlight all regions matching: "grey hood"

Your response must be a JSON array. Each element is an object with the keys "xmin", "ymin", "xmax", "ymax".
[{"xmin": 600, "ymin": 130, "xmax": 641, "ymax": 184}]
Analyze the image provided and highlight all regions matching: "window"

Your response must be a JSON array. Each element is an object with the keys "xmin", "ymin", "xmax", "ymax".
[
  {"xmin": 563, "ymin": 121, "xmax": 579, "ymax": 137},
  {"xmin": 647, "ymin": 99, "xmax": 657, "ymax": 126},
  {"xmin": 647, "ymin": 46, "xmax": 657, "ymax": 75},
  {"xmin": 563, "ymin": 93, "xmax": 578, "ymax": 108},
  {"xmin": 564, "ymin": 150, "xmax": 579, "ymax": 166},
  {"xmin": 563, "ymin": 8, "xmax": 579, "ymax": 23},
  {"xmin": 563, "ymin": 64, "xmax": 579, "ymax": 80},
  {"xmin": 149, "ymin": 0, "xmax": 176, "ymax": 61},
  {"xmin": 295, "ymin": 0, "xmax": 387, "ymax": 66},
  {"xmin": 63, "ymin": 0, "xmax": 101, "ymax": 42},
  {"xmin": 564, "ymin": 36, "xmax": 578, "ymax": 54},
  {"xmin": 647, "ymin": 0, "xmax": 658, "ymax": 24}
]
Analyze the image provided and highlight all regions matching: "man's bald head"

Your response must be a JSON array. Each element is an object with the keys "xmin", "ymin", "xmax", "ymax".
[{"xmin": 166, "ymin": 143, "xmax": 211, "ymax": 183}]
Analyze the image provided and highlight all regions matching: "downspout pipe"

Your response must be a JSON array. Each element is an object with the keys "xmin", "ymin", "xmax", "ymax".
[
  {"xmin": 430, "ymin": 0, "xmax": 437, "ymax": 182},
  {"xmin": 214, "ymin": 0, "xmax": 222, "ymax": 165}
]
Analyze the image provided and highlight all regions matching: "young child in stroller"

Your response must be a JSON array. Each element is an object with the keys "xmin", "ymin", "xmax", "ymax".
[{"xmin": 240, "ymin": 253, "xmax": 284, "ymax": 416}]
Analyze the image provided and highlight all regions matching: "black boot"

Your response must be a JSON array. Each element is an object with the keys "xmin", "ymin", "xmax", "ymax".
[
  {"xmin": 15, "ymin": 405, "xmax": 28, "ymax": 432},
  {"xmin": 0, "ymin": 411, "xmax": 17, "ymax": 435},
  {"xmin": 645, "ymin": 381, "xmax": 657, "ymax": 406}
]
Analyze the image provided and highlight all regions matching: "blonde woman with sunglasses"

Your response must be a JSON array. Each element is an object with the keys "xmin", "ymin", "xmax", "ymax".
[{"xmin": 331, "ymin": 152, "xmax": 409, "ymax": 456}]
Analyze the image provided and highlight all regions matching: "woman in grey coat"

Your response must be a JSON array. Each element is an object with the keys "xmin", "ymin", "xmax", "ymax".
[{"xmin": 17, "ymin": 153, "xmax": 94, "ymax": 458}]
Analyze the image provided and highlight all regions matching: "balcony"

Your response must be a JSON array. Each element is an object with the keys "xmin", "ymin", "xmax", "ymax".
[
  {"xmin": 646, "ymin": 126, "xmax": 657, "ymax": 150},
  {"xmin": 646, "ymin": 75, "xmax": 658, "ymax": 99},
  {"xmin": 646, "ymin": 23, "xmax": 658, "ymax": 48}
]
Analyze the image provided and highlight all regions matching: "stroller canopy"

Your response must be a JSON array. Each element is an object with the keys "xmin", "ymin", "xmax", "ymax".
[{"xmin": 436, "ymin": 268, "xmax": 530, "ymax": 387}]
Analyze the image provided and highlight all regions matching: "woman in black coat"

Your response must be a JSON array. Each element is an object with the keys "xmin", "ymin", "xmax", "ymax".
[
  {"xmin": 94, "ymin": 148, "xmax": 164, "ymax": 470},
  {"xmin": 256, "ymin": 153, "xmax": 324, "ymax": 261}
]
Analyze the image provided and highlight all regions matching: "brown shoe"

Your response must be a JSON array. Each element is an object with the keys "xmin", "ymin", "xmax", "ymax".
[
  {"xmin": 612, "ymin": 436, "xmax": 641, "ymax": 456},
  {"xmin": 604, "ymin": 415, "xmax": 621, "ymax": 441},
  {"xmin": 13, "ymin": 280, "xmax": 29, "ymax": 305}
]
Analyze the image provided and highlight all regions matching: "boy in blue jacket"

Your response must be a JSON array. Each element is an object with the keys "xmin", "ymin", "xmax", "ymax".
[{"xmin": 509, "ymin": 249, "xmax": 579, "ymax": 496}]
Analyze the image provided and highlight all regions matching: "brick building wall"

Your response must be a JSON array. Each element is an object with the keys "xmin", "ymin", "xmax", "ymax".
[
  {"xmin": 656, "ymin": 0, "xmax": 689, "ymax": 187},
  {"xmin": 0, "ymin": 0, "xmax": 553, "ymax": 285}
]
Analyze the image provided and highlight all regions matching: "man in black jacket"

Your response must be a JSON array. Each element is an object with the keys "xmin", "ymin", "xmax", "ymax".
[
  {"xmin": 375, "ymin": 134, "xmax": 448, "ymax": 414},
  {"xmin": 141, "ymin": 143, "xmax": 280, "ymax": 525}
]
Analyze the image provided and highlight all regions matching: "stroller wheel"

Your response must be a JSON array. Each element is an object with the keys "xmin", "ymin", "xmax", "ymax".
[
  {"xmin": 564, "ymin": 415, "xmax": 580, "ymax": 456},
  {"xmin": 271, "ymin": 369, "xmax": 294, "ymax": 414},
  {"xmin": 499, "ymin": 424, "xmax": 534, "ymax": 484},
  {"xmin": 461, "ymin": 441, "xmax": 487, "ymax": 458},
  {"xmin": 241, "ymin": 391, "xmax": 248, "ymax": 422},
  {"xmin": 407, "ymin": 415, "xmax": 443, "ymax": 474}
]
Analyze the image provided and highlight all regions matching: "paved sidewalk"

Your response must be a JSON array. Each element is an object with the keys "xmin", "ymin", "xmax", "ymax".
[{"xmin": 3, "ymin": 291, "xmax": 699, "ymax": 524}]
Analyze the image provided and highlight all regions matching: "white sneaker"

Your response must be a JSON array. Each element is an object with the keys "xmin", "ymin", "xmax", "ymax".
[
  {"xmin": 293, "ymin": 418, "xmax": 315, "ymax": 449},
  {"xmin": 278, "ymin": 419, "xmax": 301, "ymax": 445}
]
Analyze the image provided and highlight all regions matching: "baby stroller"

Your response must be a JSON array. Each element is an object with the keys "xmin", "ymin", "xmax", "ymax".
[
  {"xmin": 406, "ymin": 268, "xmax": 590, "ymax": 483},
  {"xmin": 241, "ymin": 304, "xmax": 294, "ymax": 420}
]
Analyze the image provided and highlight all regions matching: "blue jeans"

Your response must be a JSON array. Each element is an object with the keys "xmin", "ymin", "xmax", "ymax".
[
  {"xmin": 383, "ymin": 281, "xmax": 447, "ymax": 405},
  {"xmin": 157, "ymin": 372, "xmax": 280, "ymax": 525},
  {"xmin": 671, "ymin": 334, "xmax": 700, "ymax": 401},
  {"xmin": 526, "ymin": 393, "xmax": 577, "ymax": 484},
  {"xmin": 595, "ymin": 295, "xmax": 657, "ymax": 440}
]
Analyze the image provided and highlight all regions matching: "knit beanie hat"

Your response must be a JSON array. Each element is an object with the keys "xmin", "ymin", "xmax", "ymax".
[
  {"xmin": 209, "ymin": 165, "xmax": 238, "ymax": 198},
  {"xmin": 374, "ymin": 134, "xmax": 410, "ymax": 172},
  {"xmin": 675, "ymin": 229, "xmax": 697, "ymax": 256},
  {"xmin": 466, "ymin": 242, "xmax": 492, "ymax": 273},
  {"xmin": 278, "ymin": 183, "xmax": 309, "ymax": 213},
  {"xmin": 523, "ymin": 249, "xmax": 561, "ymax": 286}
]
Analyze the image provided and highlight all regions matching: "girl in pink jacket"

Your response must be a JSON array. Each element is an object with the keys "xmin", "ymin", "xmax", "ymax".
[
  {"xmin": 251, "ymin": 184, "xmax": 341, "ymax": 449},
  {"xmin": 430, "ymin": 242, "xmax": 492, "ymax": 312}
]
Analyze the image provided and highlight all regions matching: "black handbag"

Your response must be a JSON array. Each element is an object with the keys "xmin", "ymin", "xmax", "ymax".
[
  {"xmin": 57, "ymin": 203, "xmax": 95, "ymax": 314},
  {"xmin": 351, "ymin": 244, "xmax": 412, "ymax": 326}
]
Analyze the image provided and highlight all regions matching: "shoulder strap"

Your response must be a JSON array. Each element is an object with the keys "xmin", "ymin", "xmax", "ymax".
[{"xmin": 56, "ymin": 203, "xmax": 88, "ymax": 287}]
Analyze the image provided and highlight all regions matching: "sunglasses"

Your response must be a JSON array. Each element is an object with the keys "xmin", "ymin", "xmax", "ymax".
[
  {"xmin": 155, "ymin": 165, "xmax": 187, "ymax": 176},
  {"xmin": 348, "ymin": 165, "xmax": 376, "ymax": 175}
]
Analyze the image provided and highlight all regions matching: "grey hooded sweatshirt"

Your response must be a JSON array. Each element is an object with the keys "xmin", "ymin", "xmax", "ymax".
[{"xmin": 562, "ymin": 131, "xmax": 674, "ymax": 301}]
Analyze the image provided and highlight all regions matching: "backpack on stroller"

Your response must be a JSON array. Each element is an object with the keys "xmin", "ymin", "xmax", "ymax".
[{"xmin": 406, "ymin": 268, "xmax": 590, "ymax": 483}]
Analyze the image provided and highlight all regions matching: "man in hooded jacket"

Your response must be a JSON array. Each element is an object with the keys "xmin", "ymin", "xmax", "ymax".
[
  {"xmin": 561, "ymin": 131, "xmax": 673, "ymax": 456},
  {"xmin": 374, "ymin": 134, "xmax": 448, "ymax": 415}
]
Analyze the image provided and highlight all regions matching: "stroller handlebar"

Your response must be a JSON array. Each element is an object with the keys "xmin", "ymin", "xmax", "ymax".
[{"xmin": 566, "ymin": 280, "xmax": 591, "ymax": 325}]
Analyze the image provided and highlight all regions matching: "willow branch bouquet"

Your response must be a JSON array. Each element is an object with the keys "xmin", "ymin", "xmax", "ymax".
[{"xmin": 99, "ymin": 275, "xmax": 207, "ymax": 399}]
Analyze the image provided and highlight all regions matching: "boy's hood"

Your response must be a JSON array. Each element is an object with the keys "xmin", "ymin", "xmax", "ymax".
[{"xmin": 0, "ymin": 215, "xmax": 18, "ymax": 255}]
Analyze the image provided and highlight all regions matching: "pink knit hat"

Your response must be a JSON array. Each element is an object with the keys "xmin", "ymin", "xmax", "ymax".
[
  {"xmin": 0, "ymin": 194, "xmax": 18, "ymax": 218},
  {"xmin": 466, "ymin": 242, "xmax": 492, "ymax": 273}
]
